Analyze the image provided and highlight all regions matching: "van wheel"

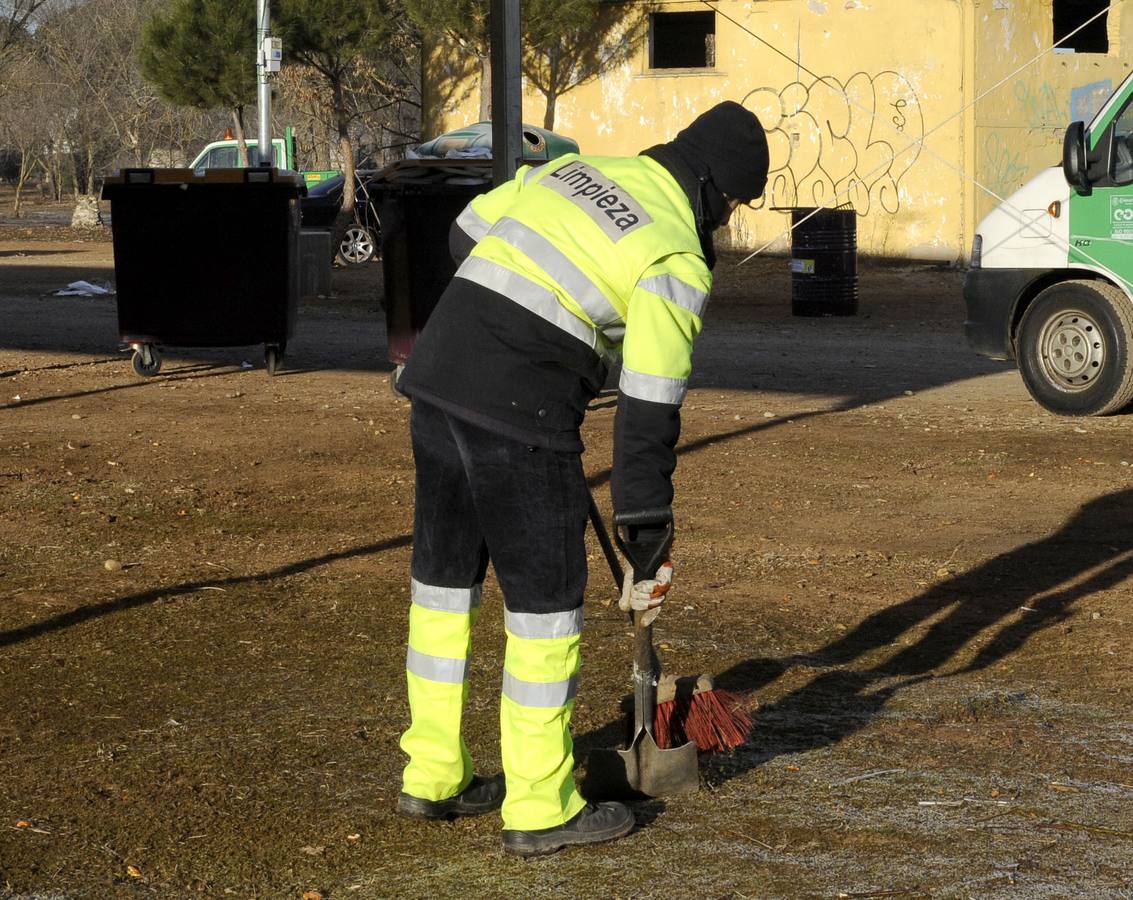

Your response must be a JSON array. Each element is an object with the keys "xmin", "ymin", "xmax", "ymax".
[{"xmin": 1017, "ymin": 280, "xmax": 1133, "ymax": 416}]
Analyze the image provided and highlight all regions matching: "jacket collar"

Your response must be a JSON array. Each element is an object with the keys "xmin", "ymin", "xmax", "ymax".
[{"xmin": 640, "ymin": 144, "xmax": 718, "ymax": 271}]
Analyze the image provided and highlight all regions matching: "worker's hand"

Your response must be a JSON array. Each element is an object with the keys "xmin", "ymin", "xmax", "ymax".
[{"xmin": 619, "ymin": 561, "xmax": 674, "ymax": 626}]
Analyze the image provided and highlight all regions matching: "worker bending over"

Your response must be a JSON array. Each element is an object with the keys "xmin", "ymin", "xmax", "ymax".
[{"xmin": 395, "ymin": 102, "xmax": 770, "ymax": 856}]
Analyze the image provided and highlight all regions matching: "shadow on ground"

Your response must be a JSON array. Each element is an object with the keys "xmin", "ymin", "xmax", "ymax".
[{"xmin": 575, "ymin": 487, "xmax": 1133, "ymax": 785}]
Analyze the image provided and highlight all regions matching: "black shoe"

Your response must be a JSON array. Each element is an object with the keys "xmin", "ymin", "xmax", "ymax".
[
  {"xmin": 397, "ymin": 773, "xmax": 505, "ymax": 820},
  {"xmin": 501, "ymin": 802, "xmax": 635, "ymax": 857}
]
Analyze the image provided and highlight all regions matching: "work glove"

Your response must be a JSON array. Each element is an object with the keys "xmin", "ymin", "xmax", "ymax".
[{"xmin": 619, "ymin": 560, "xmax": 674, "ymax": 627}]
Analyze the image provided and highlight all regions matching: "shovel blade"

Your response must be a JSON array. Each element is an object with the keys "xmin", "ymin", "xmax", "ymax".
[{"xmin": 584, "ymin": 732, "xmax": 699, "ymax": 800}]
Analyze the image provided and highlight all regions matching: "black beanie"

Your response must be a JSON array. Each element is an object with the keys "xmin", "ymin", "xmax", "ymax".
[{"xmin": 671, "ymin": 101, "xmax": 769, "ymax": 202}]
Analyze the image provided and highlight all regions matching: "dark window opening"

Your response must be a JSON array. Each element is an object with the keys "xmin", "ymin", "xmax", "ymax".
[
  {"xmin": 650, "ymin": 11, "xmax": 715, "ymax": 69},
  {"xmin": 1053, "ymin": 0, "xmax": 1109, "ymax": 53}
]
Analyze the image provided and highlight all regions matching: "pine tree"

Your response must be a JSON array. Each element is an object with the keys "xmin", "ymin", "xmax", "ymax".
[
  {"xmin": 275, "ymin": 0, "xmax": 402, "ymax": 210},
  {"xmin": 138, "ymin": 0, "xmax": 256, "ymax": 163}
]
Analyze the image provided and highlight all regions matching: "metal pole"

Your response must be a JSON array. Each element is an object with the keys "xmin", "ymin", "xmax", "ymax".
[
  {"xmin": 490, "ymin": 0, "xmax": 522, "ymax": 186},
  {"xmin": 256, "ymin": 0, "xmax": 273, "ymax": 166}
]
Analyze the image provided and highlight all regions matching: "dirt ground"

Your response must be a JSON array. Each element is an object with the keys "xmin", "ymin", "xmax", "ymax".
[{"xmin": 1, "ymin": 199, "xmax": 1132, "ymax": 899}]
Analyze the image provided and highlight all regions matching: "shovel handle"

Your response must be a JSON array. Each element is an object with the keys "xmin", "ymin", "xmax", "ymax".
[
  {"xmin": 614, "ymin": 514, "xmax": 673, "ymax": 740},
  {"xmin": 590, "ymin": 503, "xmax": 673, "ymax": 740},
  {"xmin": 612, "ymin": 510, "xmax": 673, "ymax": 583},
  {"xmin": 631, "ymin": 609, "xmax": 660, "ymax": 737}
]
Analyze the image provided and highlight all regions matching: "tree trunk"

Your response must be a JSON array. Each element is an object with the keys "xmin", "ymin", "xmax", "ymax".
[
  {"xmin": 330, "ymin": 80, "xmax": 359, "ymax": 267},
  {"xmin": 12, "ymin": 155, "xmax": 33, "ymax": 218},
  {"xmin": 333, "ymin": 79, "xmax": 357, "ymax": 216},
  {"xmin": 232, "ymin": 107, "xmax": 248, "ymax": 167},
  {"xmin": 543, "ymin": 46, "xmax": 559, "ymax": 131},
  {"xmin": 46, "ymin": 132, "xmax": 62, "ymax": 200},
  {"xmin": 68, "ymin": 138, "xmax": 85, "ymax": 199},
  {"xmin": 43, "ymin": 164, "xmax": 54, "ymax": 201},
  {"xmin": 543, "ymin": 92, "xmax": 557, "ymax": 131},
  {"xmin": 479, "ymin": 53, "xmax": 491, "ymax": 122},
  {"xmin": 85, "ymin": 144, "xmax": 95, "ymax": 196},
  {"xmin": 126, "ymin": 126, "xmax": 142, "ymax": 167}
]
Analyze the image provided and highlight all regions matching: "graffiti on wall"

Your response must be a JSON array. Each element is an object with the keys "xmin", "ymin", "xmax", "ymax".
[
  {"xmin": 1014, "ymin": 80, "xmax": 1062, "ymax": 128},
  {"xmin": 982, "ymin": 131, "xmax": 1030, "ymax": 199},
  {"xmin": 741, "ymin": 71, "xmax": 924, "ymax": 217},
  {"xmin": 1070, "ymin": 80, "xmax": 1112, "ymax": 123},
  {"xmin": 980, "ymin": 79, "xmax": 1108, "ymax": 201}
]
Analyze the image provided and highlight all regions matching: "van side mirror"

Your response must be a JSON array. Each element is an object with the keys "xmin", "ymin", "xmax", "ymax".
[{"xmin": 1063, "ymin": 121, "xmax": 1090, "ymax": 192}]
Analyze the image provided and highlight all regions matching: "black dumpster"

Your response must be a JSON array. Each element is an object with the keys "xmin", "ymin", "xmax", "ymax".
[
  {"xmin": 101, "ymin": 168, "xmax": 304, "ymax": 376},
  {"xmin": 369, "ymin": 159, "xmax": 493, "ymax": 367},
  {"xmin": 788, "ymin": 206, "xmax": 858, "ymax": 317}
]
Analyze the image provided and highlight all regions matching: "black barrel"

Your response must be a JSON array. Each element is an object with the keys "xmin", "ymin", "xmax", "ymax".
[{"xmin": 790, "ymin": 207, "xmax": 858, "ymax": 317}]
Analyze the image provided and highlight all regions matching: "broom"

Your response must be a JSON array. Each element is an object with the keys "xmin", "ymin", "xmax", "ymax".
[{"xmin": 586, "ymin": 493, "xmax": 753, "ymax": 754}]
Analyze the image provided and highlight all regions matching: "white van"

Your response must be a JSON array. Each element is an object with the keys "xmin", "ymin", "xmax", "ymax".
[{"xmin": 965, "ymin": 70, "xmax": 1133, "ymax": 416}]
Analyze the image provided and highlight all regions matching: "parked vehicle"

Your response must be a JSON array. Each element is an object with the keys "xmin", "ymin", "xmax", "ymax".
[
  {"xmin": 292, "ymin": 123, "xmax": 579, "ymax": 267},
  {"xmin": 966, "ymin": 71, "xmax": 1133, "ymax": 416},
  {"xmin": 190, "ymin": 126, "xmax": 339, "ymax": 188},
  {"xmin": 300, "ymin": 171, "xmax": 381, "ymax": 265}
]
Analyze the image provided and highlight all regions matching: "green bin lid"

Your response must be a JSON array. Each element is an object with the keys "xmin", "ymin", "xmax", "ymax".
[{"xmin": 414, "ymin": 122, "xmax": 579, "ymax": 161}]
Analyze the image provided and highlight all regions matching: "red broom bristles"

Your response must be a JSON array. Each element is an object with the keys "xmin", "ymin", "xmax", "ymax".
[{"xmin": 654, "ymin": 689, "xmax": 753, "ymax": 754}]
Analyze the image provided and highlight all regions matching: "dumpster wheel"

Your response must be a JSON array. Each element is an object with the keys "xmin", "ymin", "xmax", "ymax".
[
  {"xmin": 131, "ymin": 344, "xmax": 162, "ymax": 377},
  {"xmin": 390, "ymin": 364, "xmax": 407, "ymax": 399},
  {"xmin": 265, "ymin": 345, "xmax": 284, "ymax": 376}
]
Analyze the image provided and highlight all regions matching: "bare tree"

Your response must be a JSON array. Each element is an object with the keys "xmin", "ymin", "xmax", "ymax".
[
  {"xmin": 0, "ymin": 0, "xmax": 51, "ymax": 67},
  {"xmin": 38, "ymin": 0, "xmax": 173, "ymax": 195},
  {"xmin": 0, "ymin": 53, "xmax": 60, "ymax": 214}
]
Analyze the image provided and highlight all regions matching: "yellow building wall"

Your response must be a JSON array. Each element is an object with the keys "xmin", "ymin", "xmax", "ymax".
[
  {"xmin": 973, "ymin": 1, "xmax": 1133, "ymax": 230},
  {"xmin": 432, "ymin": 1, "xmax": 1133, "ymax": 261}
]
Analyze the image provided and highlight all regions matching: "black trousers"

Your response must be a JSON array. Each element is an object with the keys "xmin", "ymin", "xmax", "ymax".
[{"xmin": 410, "ymin": 399, "xmax": 589, "ymax": 615}]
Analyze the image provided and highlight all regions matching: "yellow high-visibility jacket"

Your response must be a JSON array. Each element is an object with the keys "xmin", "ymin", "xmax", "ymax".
[{"xmin": 398, "ymin": 153, "xmax": 712, "ymax": 518}]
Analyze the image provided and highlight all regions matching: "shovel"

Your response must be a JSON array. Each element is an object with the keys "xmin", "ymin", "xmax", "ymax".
[{"xmin": 584, "ymin": 503, "xmax": 699, "ymax": 800}]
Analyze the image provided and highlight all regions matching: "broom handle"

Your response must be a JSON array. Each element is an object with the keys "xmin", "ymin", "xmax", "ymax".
[{"xmin": 586, "ymin": 491, "xmax": 624, "ymax": 589}]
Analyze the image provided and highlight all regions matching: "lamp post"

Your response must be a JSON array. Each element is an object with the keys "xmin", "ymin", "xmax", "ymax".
[
  {"xmin": 490, "ymin": 0, "xmax": 522, "ymax": 186},
  {"xmin": 256, "ymin": 0, "xmax": 278, "ymax": 166}
]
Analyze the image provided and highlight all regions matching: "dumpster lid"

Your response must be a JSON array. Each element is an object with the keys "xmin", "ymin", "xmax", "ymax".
[
  {"xmin": 368, "ymin": 158, "xmax": 494, "ymax": 188},
  {"xmin": 103, "ymin": 167, "xmax": 305, "ymax": 194}
]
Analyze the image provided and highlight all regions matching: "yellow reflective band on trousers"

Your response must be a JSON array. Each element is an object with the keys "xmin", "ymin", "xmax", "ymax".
[
  {"xmin": 500, "ymin": 617, "xmax": 587, "ymax": 830},
  {"xmin": 399, "ymin": 594, "xmax": 479, "ymax": 802}
]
